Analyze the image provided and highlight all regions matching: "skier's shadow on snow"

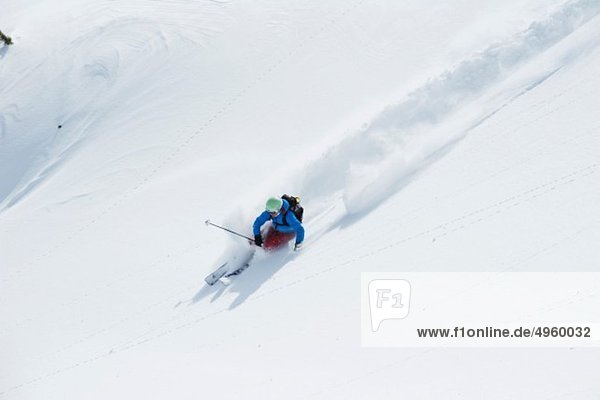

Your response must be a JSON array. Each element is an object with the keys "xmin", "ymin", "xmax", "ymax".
[
  {"xmin": 226, "ymin": 250, "xmax": 294, "ymax": 309},
  {"xmin": 190, "ymin": 279, "xmax": 227, "ymax": 304},
  {"xmin": 191, "ymin": 249, "xmax": 293, "ymax": 309}
]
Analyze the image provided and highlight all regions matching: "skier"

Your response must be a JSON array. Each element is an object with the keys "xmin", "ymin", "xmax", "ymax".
[{"xmin": 253, "ymin": 196, "xmax": 304, "ymax": 251}]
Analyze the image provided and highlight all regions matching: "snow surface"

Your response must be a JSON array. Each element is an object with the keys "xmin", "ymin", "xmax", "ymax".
[{"xmin": 1, "ymin": 0, "xmax": 600, "ymax": 398}]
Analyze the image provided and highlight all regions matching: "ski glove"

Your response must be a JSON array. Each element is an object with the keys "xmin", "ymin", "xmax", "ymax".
[
  {"xmin": 294, "ymin": 242, "xmax": 302, "ymax": 251},
  {"xmin": 254, "ymin": 234, "xmax": 263, "ymax": 247}
]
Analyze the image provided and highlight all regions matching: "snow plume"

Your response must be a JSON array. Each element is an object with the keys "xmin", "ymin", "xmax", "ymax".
[{"xmin": 298, "ymin": 0, "xmax": 600, "ymax": 217}]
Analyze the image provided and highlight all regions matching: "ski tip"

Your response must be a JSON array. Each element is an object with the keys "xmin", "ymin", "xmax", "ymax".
[
  {"xmin": 205, "ymin": 219, "xmax": 211, "ymax": 226},
  {"xmin": 219, "ymin": 277, "xmax": 232, "ymax": 286},
  {"xmin": 204, "ymin": 262, "xmax": 229, "ymax": 286},
  {"xmin": 204, "ymin": 277, "xmax": 216, "ymax": 286}
]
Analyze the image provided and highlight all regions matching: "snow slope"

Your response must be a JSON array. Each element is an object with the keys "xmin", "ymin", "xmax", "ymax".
[{"xmin": 1, "ymin": 0, "xmax": 600, "ymax": 398}]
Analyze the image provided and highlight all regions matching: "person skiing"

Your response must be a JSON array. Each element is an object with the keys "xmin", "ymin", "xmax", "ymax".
[{"xmin": 253, "ymin": 196, "xmax": 304, "ymax": 251}]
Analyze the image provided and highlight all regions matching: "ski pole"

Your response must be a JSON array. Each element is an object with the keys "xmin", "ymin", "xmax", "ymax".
[{"xmin": 205, "ymin": 219, "xmax": 254, "ymax": 242}]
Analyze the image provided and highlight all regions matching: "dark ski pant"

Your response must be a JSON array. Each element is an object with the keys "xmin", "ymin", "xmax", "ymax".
[{"xmin": 263, "ymin": 227, "xmax": 296, "ymax": 250}]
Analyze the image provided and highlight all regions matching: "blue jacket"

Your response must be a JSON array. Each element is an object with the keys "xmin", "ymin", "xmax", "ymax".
[{"xmin": 253, "ymin": 199, "xmax": 304, "ymax": 244}]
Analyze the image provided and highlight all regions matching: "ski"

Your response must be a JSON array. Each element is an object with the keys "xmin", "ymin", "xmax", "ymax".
[
  {"xmin": 204, "ymin": 263, "xmax": 229, "ymax": 286},
  {"xmin": 225, "ymin": 262, "xmax": 250, "ymax": 277},
  {"xmin": 205, "ymin": 250, "xmax": 255, "ymax": 286},
  {"xmin": 217, "ymin": 263, "xmax": 250, "ymax": 285}
]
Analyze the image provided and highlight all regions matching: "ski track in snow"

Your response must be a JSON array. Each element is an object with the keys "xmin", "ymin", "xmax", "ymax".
[
  {"xmin": 0, "ymin": 1, "xmax": 234, "ymax": 209},
  {"xmin": 2, "ymin": 1, "xmax": 600, "ymax": 398},
  {"xmin": 0, "ymin": 0, "xmax": 367, "ymax": 282},
  {"xmin": 2, "ymin": 156, "xmax": 598, "ymax": 395},
  {"xmin": 299, "ymin": 0, "xmax": 600, "ymax": 217},
  {"xmin": 2, "ymin": 0, "xmax": 599, "ymax": 359}
]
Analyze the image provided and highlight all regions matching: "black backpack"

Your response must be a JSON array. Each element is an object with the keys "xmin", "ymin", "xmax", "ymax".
[{"xmin": 281, "ymin": 194, "xmax": 304, "ymax": 223}]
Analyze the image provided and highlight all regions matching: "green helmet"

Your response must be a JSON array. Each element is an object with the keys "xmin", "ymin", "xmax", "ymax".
[{"xmin": 265, "ymin": 197, "xmax": 283, "ymax": 213}]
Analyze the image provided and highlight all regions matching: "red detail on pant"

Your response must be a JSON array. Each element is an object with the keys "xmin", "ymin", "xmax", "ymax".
[{"xmin": 263, "ymin": 227, "xmax": 295, "ymax": 250}]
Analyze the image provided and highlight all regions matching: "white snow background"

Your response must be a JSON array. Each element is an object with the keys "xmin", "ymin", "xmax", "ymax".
[{"xmin": 1, "ymin": 0, "xmax": 600, "ymax": 398}]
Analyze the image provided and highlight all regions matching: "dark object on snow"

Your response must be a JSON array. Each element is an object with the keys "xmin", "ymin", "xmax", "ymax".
[
  {"xmin": 0, "ymin": 30, "xmax": 13, "ymax": 46},
  {"xmin": 58, "ymin": 125, "xmax": 62, "ymax": 129}
]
